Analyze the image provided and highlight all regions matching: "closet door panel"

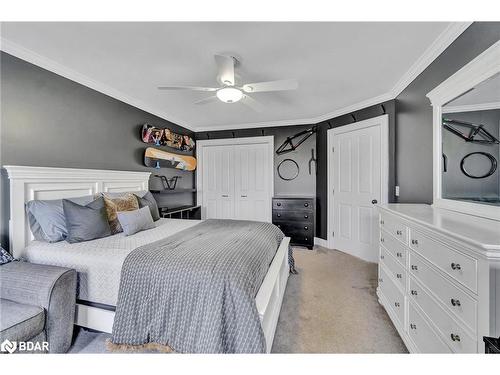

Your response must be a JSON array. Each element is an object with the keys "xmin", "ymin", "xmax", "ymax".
[{"xmin": 203, "ymin": 145, "xmax": 234, "ymax": 219}]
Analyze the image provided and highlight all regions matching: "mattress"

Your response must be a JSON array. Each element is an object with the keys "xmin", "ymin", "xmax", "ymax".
[{"xmin": 24, "ymin": 218, "xmax": 201, "ymax": 306}]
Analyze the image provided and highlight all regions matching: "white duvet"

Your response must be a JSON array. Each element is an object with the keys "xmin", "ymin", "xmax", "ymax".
[{"xmin": 24, "ymin": 218, "xmax": 200, "ymax": 306}]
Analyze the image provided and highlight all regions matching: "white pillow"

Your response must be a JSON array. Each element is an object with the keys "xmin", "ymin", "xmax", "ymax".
[{"xmin": 116, "ymin": 206, "xmax": 155, "ymax": 236}]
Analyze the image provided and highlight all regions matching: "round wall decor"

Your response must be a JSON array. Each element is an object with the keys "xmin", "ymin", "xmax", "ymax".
[
  {"xmin": 460, "ymin": 152, "xmax": 497, "ymax": 179},
  {"xmin": 277, "ymin": 159, "xmax": 300, "ymax": 181}
]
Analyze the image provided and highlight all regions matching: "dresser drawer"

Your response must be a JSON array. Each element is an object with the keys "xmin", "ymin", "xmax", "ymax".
[
  {"xmin": 380, "ymin": 229, "xmax": 406, "ymax": 266},
  {"xmin": 409, "ymin": 230, "xmax": 477, "ymax": 292},
  {"xmin": 273, "ymin": 210, "xmax": 313, "ymax": 223},
  {"xmin": 408, "ymin": 251, "xmax": 477, "ymax": 333},
  {"xmin": 408, "ymin": 302, "xmax": 452, "ymax": 353},
  {"xmin": 408, "ymin": 277, "xmax": 477, "ymax": 353},
  {"xmin": 275, "ymin": 222, "xmax": 313, "ymax": 236},
  {"xmin": 273, "ymin": 199, "xmax": 314, "ymax": 211},
  {"xmin": 380, "ymin": 212, "xmax": 407, "ymax": 244},
  {"xmin": 379, "ymin": 264, "xmax": 405, "ymax": 327},
  {"xmin": 380, "ymin": 246, "xmax": 406, "ymax": 291}
]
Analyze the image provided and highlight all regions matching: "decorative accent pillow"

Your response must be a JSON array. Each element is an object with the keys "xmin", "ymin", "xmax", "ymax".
[
  {"xmin": 135, "ymin": 191, "xmax": 160, "ymax": 221},
  {"xmin": 117, "ymin": 206, "xmax": 155, "ymax": 236},
  {"xmin": 0, "ymin": 246, "xmax": 14, "ymax": 265},
  {"xmin": 99, "ymin": 193, "xmax": 140, "ymax": 234},
  {"xmin": 26, "ymin": 195, "xmax": 95, "ymax": 242},
  {"xmin": 62, "ymin": 197, "xmax": 112, "ymax": 244}
]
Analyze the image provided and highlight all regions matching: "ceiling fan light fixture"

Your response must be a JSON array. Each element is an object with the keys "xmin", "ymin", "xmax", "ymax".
[{"xmin": 216, "ymin": 87, "xmax": 243, "ymax": 103}]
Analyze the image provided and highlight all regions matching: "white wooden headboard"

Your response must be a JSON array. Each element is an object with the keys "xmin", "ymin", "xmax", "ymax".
[{"xmin": 4, "ymin": 165, "xmax": 151, "ymax": 258}]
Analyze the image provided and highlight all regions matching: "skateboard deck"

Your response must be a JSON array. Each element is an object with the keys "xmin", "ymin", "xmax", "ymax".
[
  {"xmin": 144, "ymin": 147, "xmax": 197, "ymax": 171},
  {"xmin": 141, "ymin": 123, "xmax": 195, "ymax": 151}
]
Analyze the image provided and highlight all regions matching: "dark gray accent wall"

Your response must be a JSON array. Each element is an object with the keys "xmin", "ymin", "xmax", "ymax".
[
  {"xmin": 0, "ymin": 52, "xmax": 195, "ymax": 248},
  {"xmin": 395, "ymin": 22, "xmax": 500, "ymax": 204}
]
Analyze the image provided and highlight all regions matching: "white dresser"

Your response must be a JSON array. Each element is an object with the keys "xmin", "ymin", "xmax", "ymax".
[{"xmin": 377, "ymin": 204, "xmax": 500, "ymax": 353}]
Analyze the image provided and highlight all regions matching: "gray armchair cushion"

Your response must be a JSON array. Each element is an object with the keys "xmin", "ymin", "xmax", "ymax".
[
  {"xmin": 0, "ymin": 299, "xmax": 45, "ymax": 343},
  {"xmin": 0, "ymin": 262, "xmax": 77, "ymax": 353}
]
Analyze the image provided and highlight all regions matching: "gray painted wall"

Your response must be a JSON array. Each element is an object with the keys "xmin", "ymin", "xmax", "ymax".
[
  {"xmin": 0, "ymin": 52, "xmax": 195, "ymax": 248},
  {"xmin": 395, "ymin": 22, "xmax": 500, "ymax": 203}
]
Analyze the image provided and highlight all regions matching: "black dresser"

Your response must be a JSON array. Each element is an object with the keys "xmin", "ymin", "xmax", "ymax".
[{"xmin": 272, "ymin": 197, "xmax": 315, "ymax": 249}]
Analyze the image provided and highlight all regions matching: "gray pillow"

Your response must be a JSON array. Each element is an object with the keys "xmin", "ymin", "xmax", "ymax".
[
  {"xmin": 135, "ymin": 191, "xmax": 160, "ymax": 221},
  {"xmin": 62, "ymin": 197, "xmax": 112, "ymax": 244},
  {"xmin": 26, "ymin": 195, "xmax": 95, "ymax": 242},
  {"xmin": 117, "ymin": 206, "xmax": 155, "ymax": 236}
]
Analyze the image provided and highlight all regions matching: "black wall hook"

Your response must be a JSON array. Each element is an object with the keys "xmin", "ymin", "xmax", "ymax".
[
  {"xmin": 381, "ymin": 104, "xmax": 386, "ymax": 115},
  {"xmin": 351, "ymin": 113, "xmax": 356, "ymax": 122}
]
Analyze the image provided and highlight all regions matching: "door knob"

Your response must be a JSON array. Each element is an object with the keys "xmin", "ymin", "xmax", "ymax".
[{"xmin": 371, "ymin": 199, "xmax": 378, "ymax": 204}]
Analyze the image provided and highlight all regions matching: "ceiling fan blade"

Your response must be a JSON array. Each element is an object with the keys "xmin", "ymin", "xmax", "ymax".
[
  {"xmin": 194, "ymin": 96, "xmax": 219, "ymax": 105},
  {"xmin": 242, "ymin": 79, "xmax": 298, "ymax": 93},
  {"xmin": 157, "ymin": 85, "xmax": 218, "ymax": 92},
  {"xmin": 214, "ymin": 55, "xmax": 235, "ymax": 86},
  {"xmin": 241, "ymin": 95, "xmax": 264, "ymax": 112}
]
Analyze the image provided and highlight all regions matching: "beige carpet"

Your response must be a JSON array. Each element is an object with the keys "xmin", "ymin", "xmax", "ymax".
[
  {"xmin": 271, "ymin": 246, "xmax": 408, "ymax": 353},
  {"xmin": 69, "ymin": 245, "xmax": 407, "ymax": 353}
]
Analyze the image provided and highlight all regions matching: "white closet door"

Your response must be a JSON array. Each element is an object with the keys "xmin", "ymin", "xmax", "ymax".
[
  {"xmin": 333, "ymin": 124, "xmax": 381, "ymax": 262},
  {"xmin": 202, "ymin": 145, "xmax": 234, "ymax": 219},
  {"xmin": 234, "ymin": 143, "xmax": 271, "ymax": 222}
]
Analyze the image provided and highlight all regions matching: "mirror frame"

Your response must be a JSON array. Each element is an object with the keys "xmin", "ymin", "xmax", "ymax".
[{"xmin": 427, "ymin": 40, "xmax": 500, "ymax": 221}]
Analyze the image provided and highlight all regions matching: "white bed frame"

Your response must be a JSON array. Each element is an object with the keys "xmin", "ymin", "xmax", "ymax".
[{"xmin": 4, "ymin": 165, "xmax": 290, "ymax": 353}]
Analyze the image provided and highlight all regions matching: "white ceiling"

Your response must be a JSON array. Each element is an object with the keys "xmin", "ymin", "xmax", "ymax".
[{"xmin": 1, "ymin": 22, "xmax": 469, "ymax": 131}]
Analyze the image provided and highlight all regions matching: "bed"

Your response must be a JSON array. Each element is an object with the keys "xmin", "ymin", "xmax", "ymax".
[{"xmin": 4, "ymin": 165, "xmax": 290, "ymax": 353}]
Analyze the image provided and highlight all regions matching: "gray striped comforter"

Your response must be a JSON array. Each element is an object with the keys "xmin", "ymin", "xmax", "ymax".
[{"xmin": 111, "ymin": 219, "xmax": 285, "ymax": 353}]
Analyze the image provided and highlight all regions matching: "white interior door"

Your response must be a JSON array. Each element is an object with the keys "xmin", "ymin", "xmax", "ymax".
[
  {"xmin": 234, "ymin": 143, "xmax": 271, "ymax": 221},
  {"xmin": 202, "ymin": 145, "xmax": 234, "ymax": 219},
  {"xmin": 328, "ymin": 115, "xmax": 388, "ymax": 263}
]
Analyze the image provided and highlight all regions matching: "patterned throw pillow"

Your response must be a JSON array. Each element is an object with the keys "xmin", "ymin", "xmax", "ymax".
[
  {"xmin": 99, "ymin": 193, "xmax": 140, "ymax": 234},
  {"xmin": 0, "ymin": 246, "xmax": 14, "ymax": 265}
]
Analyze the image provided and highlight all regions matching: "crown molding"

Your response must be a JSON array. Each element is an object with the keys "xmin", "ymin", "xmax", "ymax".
[
  {"xmin": 391, "ymin": 22, "xmax": 472, "ymax": 98},
  {"xmin": 0, "ymin": 38, "xmax": 193, "ymax": 131},
  {"xmin": 1, "ymin": 22, "xmax": 471, "ymax": 132},
  {"xmin": 195, "ymin": 91, "xmax": 394, "ymax": 132},
  {"xmin": 442, "ymin": 101, "xmax": 500, "ymax": 114}
]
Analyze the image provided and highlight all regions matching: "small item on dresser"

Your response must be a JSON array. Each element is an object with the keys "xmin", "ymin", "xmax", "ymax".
[
  {"xmin": 117, "ymin": 206, "xmax": 155, "ymax": 236},
  {"xmin": 62, "ymin": 197, "xmax": 111, "ymax": 243},
  {"xmin": 99, "ymin": 193, "xmax": 140, "ymax": 234}
]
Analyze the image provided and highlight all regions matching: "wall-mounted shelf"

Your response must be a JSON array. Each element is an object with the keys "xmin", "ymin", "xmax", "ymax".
[{"xmin": 150, "ymin": 189, "xmax": 196, "ymax": 194}]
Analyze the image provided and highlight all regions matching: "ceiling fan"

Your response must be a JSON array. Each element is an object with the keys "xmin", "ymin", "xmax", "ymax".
[{"xmin": 157, "ymin": 54, "xmax": 298, "ymax": 112}]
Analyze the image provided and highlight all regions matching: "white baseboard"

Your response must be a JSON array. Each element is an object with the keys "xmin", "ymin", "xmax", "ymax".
[{"xmin": 314, "ymin": 237, "xmax": 330, "ymax": 248}]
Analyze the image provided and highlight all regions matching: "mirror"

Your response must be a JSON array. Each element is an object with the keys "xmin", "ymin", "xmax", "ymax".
[{"xmin": 441, "ymin": 72, "xmax": 500, "ymax": 207}]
